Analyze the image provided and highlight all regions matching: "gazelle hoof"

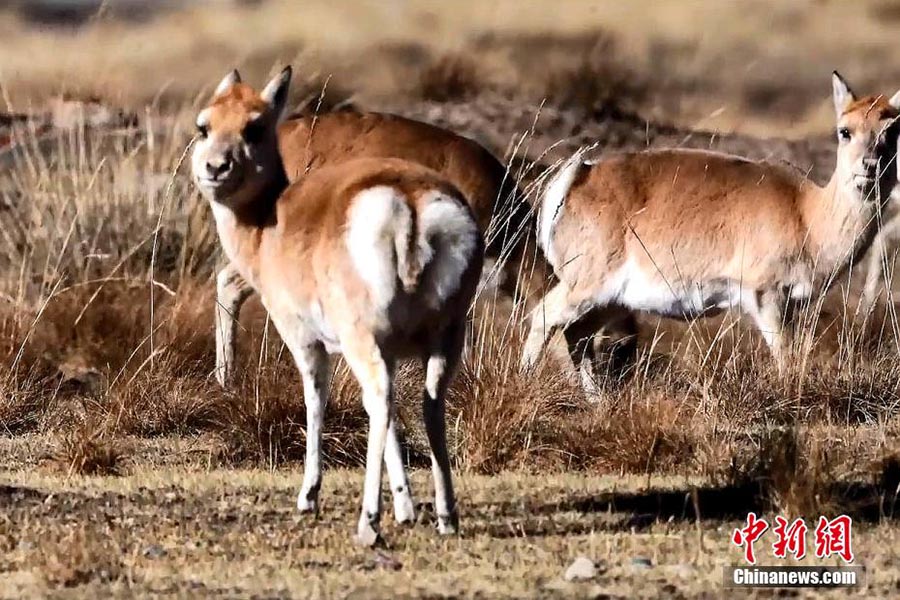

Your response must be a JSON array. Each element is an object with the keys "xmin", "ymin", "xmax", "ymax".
[
  {"xmin": 296, "ymin": 491, "xmax": 319, "ymax": 515},
  {"xmin": 355, "ymin": 521, "xmax": 382, "ymax": 547},
  {"xmin": 437, "ymin": 512, "xmax": 459, "ymax": 535},
  {"xmin": 393, "ymin": 492, "xmax": 416, "ymax": 525}
]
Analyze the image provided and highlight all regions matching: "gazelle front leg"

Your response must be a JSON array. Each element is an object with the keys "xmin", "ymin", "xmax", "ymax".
[
  {"xmin": 283, "ymin": 328, "xmax": 411, "ymax": 521},
  {"xmin": 520, "ymin": 283, "xmax": 591, "ymax": 370},
  {"xmin": 214, "ymin": 264, "xmax": 254, "ymax": 387},
  {"xmin": 746, "ymin": 288, "xmax": 791, "ymax": 373}
]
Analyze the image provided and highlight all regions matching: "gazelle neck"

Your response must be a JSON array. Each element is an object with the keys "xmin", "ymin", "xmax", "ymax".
[
  {"xmin": 800, "ymin": 170, "xmax": 882, "ymax": 283},
  {"xmin": 210, "ymin": 159, "xmax": 288, "ymax": 284}
]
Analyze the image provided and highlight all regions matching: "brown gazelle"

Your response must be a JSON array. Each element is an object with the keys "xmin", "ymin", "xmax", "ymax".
[
  {"xmin": 193, "ymin": 68, "xmax": 483, "ymax": 544},
  {"xmin": 522, "ymin": 72, "xmax": 900, "ymax": 385},
  {"xmin": 213, "ymin": 82, "xmax": 538, "ymax": 390}
]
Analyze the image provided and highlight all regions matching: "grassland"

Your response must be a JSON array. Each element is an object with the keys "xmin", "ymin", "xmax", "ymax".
[{"xmin": 4, "ymin": 0, "xmax": 900, "ymax": 597}]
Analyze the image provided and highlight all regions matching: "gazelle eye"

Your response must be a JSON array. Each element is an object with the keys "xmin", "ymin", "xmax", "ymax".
[
  {"xmin": 242, "ymin": 120, "xmax": 266, "ymax": 144},
  {"xmin": 838, "ymin": 127, "xmax": 851, "ymax": 142},
  {"xmin": 196, "ymin": 123, "xmax": 209, "ymax": 139}
]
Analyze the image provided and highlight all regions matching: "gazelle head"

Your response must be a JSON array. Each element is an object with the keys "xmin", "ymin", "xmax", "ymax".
[
  {"xmin": 831, "ymin": 71, "xmax": 900, "ymax": 205},
  {"xmin": 192, "ymin": 67, "xmax": 292, "ymax": 208}
]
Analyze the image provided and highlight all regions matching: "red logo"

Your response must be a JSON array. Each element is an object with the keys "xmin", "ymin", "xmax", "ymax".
[
  {"xmin": 814, "ymin": 516, "xmax": 854, "ymax": 563},
  {"xmin": 732, "ymin": 513, "xmax": 855, "ymax": 564},
  {"xmin": 732, "ymin": 512, "xmax": 769, "ymax": 564},
  {"xmin": 772, "ymin": 516, "xmax": 808, "ymax": 560}
]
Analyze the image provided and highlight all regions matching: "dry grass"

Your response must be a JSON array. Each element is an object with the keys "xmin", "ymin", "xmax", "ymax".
[
  {"xmin": 3, "ymin": 2, "xmax": 900, "ymax": 596},
  {"xmin": 53, "ymin": 421, "xmax": 125, "ymax": 477},
  {"xmin": 3, "ymin": 0, "xmax": 900, "ymax": 136},
  {"xmin": 2, "ymin": 115, "xmax": 900, "ymax": 489}
]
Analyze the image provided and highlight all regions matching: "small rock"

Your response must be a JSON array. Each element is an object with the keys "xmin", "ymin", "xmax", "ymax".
[
  {"xmin": 142, "ymin": 544, "xmax": 167, "ymax": 559},
  {"xmin": 673, "ymin": 563, "xmax": 696, "ymax": 579},
  {"xmin": 630, "ymin": 556, "xmax": 653, "ymax": 569},
  {"xmin": 373, "ymin": 550, "xmax": 402, "ymax": 571},
  {"xmin": 564, "ymin": 556, "xmax": 598, "ymax": 581}
]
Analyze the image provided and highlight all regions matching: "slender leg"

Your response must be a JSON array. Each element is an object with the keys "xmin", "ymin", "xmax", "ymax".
[
  {"xmin": 603, "ymin": 311, "xmax": 639, "ymax": 381},
  {"xmin": 862, "ymin": 215, "xmax": 900, "ymax": 316},
  {"xmin": 342, "ymin": 333, "xmax": 394, "ymax": 546},
  {"xmin": 862, "ymin": 231, "xmax": 887, "ymax": 315},
  {"xmin": 745, "ymin": 288, "xmax": 790, "ymax": 372},
  {"xmin": 563, "ymin": 308, "xmax": 639, "ymax": 395},
  {"xmin": 563, "ymin": 310, "xmax": 603, "ymax": 394},
  {"xmin": 274, "ymin": 317, "xmax": 410, "ymax": 521},
  {"xmin": 423, "ymin": 320, "xmax": 465, "ymax": 534},
  {"xmin": 520, "ymin": 282, "xmax": 591, "ymax": 370},
  {"xmin": 384, "ymin": 417, "xmax": 416, "ymax": 524},
  {"xmin": 214, "ymin": 264, "xmax": 253, "ymax": 388},
  {"xmin": 290, "ymin": 341, "xmax": 331, "ymax": 514}
]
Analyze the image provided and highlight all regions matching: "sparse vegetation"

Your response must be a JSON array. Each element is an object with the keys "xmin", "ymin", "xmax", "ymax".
[{"xmin": 4, "ymin": 0, "xmax": 900, "ymax": 597}]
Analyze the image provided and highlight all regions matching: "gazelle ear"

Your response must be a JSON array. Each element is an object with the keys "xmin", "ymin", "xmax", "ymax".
[
  {"xmin": 889, "ymin": 89, "xmax": 900, "ymax": 111},
  {"xmin": 214, "ymin": 69, "xmax": 241, "ymax": 96},
  {"xmin": 832, "ymin": 71, "xmax": 856, "ymax": 116},
  {"xmin": 260, "ymin": 66, "xmax": 293, "ymax": 122}
]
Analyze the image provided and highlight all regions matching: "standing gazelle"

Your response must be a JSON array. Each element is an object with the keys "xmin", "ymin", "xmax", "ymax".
[
  {"xmin": 522, "ymin": 72, "xmax": 900, "ymax": 383},
  {"xmin": 192, "ymin": 68, "xmax": 483, "ymax": 544},
  {"xmin": 212, "ymin": 88, "xmax": 541, "ymax": 391}
]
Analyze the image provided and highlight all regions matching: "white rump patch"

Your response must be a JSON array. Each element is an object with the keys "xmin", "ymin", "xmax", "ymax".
[
  {"xmin": 346, "ymin": 186, "xmax": 479, "ymax": 312},
  {"xmin": 416, "ymin": 191, "xmax": 481, "ymax": 309},
  {"xmin": 346, "ymin": 186, "xmax": 415, "ymax": 308},
  {"xmin": 539, "ymin": 154, "xmax": 584, "ymax": 268}
]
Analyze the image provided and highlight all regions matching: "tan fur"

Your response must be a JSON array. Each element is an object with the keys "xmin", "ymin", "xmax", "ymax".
[
  {"xmin": 213, "ymin": 99, "xmax": 544, "ymax": 389},
  {"xmin": 220, "ymin": 159, "xmax": 481, "ymax": 345},
  {"xmin": 523, "ymin": 76, "xmax": 900, "ymax": 384},
  {"xmin": 277, "ymin": 111, "xmax": 518, "ymax": 244},
  {"xmin": 193, "ymin": 69, "xmax": 482, "ymax": 545}
]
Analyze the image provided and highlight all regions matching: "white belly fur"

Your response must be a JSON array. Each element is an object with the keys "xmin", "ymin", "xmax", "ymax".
[{"xmin": 600, "ymin": 258, "xmax": 752, "ymax": 319}]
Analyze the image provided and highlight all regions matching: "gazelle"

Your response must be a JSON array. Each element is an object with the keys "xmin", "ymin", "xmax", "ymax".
[
  {"xmin": 522, "ymin": 72, "xmax": 900, "ymax": 384},
  {"xmin": 192, "ymin": 68, "xmax": 483, "ymax": 544},
  {"xmin": 213, "ymin": 76, "xmax": 538, "ymax": 389},
  {"xmin": 861, "ymin": 186, "xmax": 900, "ymax": 313}
]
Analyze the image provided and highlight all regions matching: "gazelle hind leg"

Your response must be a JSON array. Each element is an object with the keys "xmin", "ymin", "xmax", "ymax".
[
  {"xmin": 383, "ymin": 418, "xmax": 415, "ymax": 524},
  {"xmin": 563, "ymin": 308, "xmax": 638, "ymax": 396},
  {"xmin": 341, "ymin": 332, "xmax": 395, "ymax": 546},
  {"xmin": 563, "ymin": 310, "xmax": 603, "ymax": 395},
  {"xmin": 290, "ymin": 341, "xmax": 331, "ymax": 514},
  {"xmin": 602, "ymin": 310, "xmax": 639, "ymax": 381},
  {"xmin": 283, "ymin": 331, "xmax": 410, "ymax": 520},
  {"xmin": 521, "ymin": 283, "xmax": 591, "ymax": 370},
  {"xmin": 423, "ymin": 320, "xmax": 465, "ymax": 535}
]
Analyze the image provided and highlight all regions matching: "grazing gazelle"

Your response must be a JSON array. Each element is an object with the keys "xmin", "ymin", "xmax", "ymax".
[
  {"xmin": 192, "ymin": 68, "xmax": 483, "ymax": 544},
  {"xmin": 213, "ymin": 73, "xmax": 537, "ymax": 390},
  {"xmin": 522, "ymin": 72, "xmax": 900, "ymax": 384}
]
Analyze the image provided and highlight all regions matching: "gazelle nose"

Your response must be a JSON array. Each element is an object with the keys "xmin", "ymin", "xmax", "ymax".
[{"xmin": 206, "ymin": 158, "xmax": 232, "ymax": 178}]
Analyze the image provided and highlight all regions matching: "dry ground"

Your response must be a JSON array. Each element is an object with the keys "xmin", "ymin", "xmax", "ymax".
[
  {"xmin": 3, "ymin": 439, "xmax": 900, "ymax": 599},
  {"xmin": 4, "ymin": 1, "xmax": 900, "ymax": 597}
]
